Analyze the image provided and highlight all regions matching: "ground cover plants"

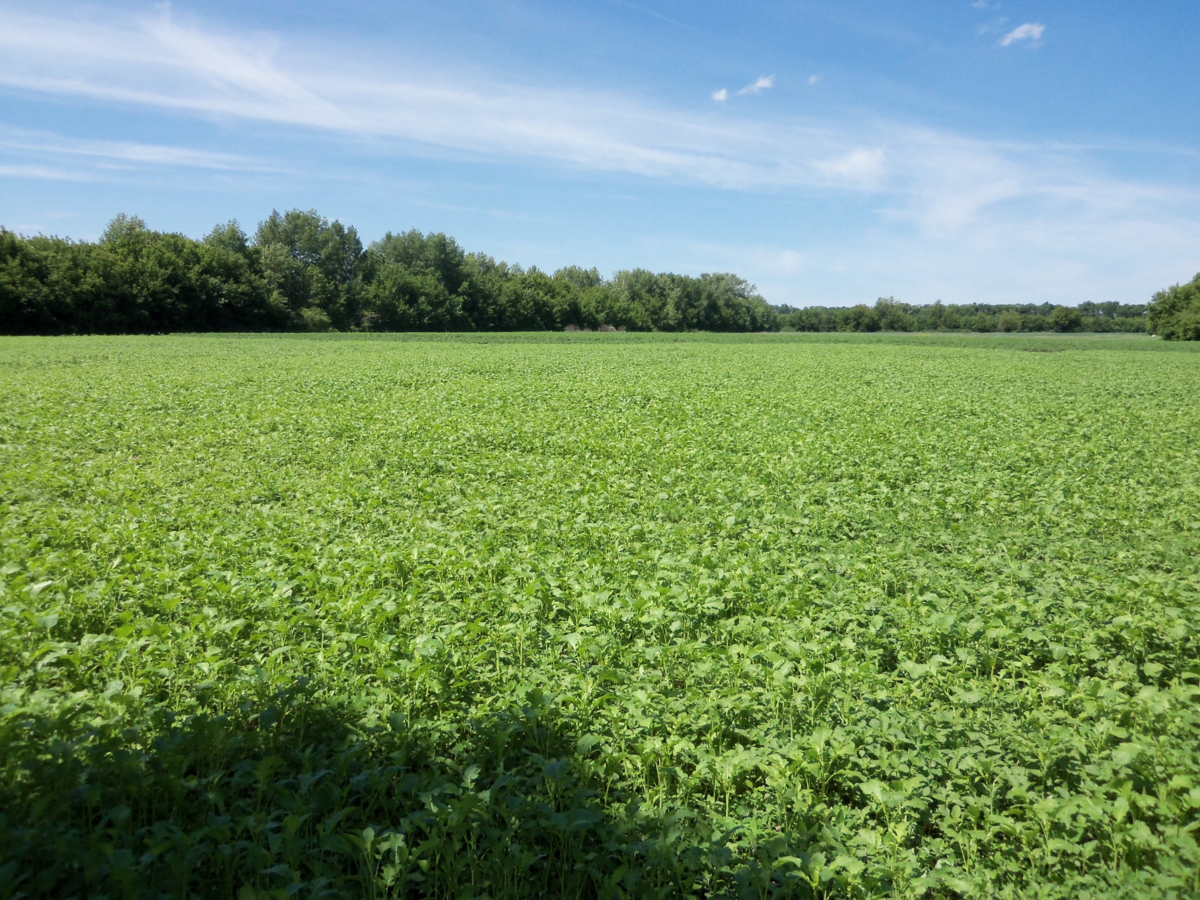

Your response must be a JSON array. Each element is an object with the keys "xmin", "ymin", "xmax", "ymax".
[{"xmin": 1, "ymin": 332, "xmax": 1198, "ymax": 899}]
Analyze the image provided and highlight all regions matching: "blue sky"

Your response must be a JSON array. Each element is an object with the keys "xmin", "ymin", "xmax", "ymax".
[{"xmin": 1, "ymin": 0, "xmax": 1198, "ymax": 307}]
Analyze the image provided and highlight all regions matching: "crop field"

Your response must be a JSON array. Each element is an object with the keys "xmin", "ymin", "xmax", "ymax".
[{"xmin": 1, "ymin": 332, "xmax": 1199, "ymax": 899}]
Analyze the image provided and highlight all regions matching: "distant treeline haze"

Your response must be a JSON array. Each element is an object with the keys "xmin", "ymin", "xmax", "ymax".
[
  {"xmin": 779, "ymin": 297, "xmax": 1149, "ymax": 335},
  {"xmin": 0, "ymin": 209, "xmax": 1184, "ymax": 336}
]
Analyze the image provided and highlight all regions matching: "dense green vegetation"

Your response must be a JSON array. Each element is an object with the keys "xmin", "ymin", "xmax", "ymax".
[
  {"xmin": 0, "ymin": 212, "xmax": 775, "ymax": 335},
  {"xmin": 1148, "ymin": 274, "xmax": 1200, "ymax": 341},
  {"xmin": 2, "ymin": 332, "xmax": 1198, "ymax": 898},
  {"xmin": 777, "ymin": 298, "xmax": 1148, "ymax": 335},
  {"xmin": 0, "ymin": 212, "xmax": 1167, "ymax": 337}
]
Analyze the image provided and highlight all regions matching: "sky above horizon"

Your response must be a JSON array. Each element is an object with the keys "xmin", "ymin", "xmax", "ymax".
[{"xmin": 1, "ymin": 1, "xmax": 1198, "ymax": 308}]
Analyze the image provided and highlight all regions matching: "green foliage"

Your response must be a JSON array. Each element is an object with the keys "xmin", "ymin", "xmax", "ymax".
[
  {"xmin": 0, "ymin": 216, "xmax": 775, "ymax": 336},
  {"xmin": 997, "ymin": 311, "xmax": 1022, "ymax": 333},
  {"xmin": 1148, "ymin": 274, "xmax": 1200, "ymax": 341},
  {"xmin": 1049, "ymin": 306, "xmax": 1084, "ymax": 333},
  {"xmin": 874, "ymin": 299, "xmax": 916, "ymax": 333},
  {"xmin": 779, "ymin": 299, "xmax": 1148, "ymax": 335},
  {"xmin": 1, "ymin": 332, "xmax": 1199, "ymax": 899}
]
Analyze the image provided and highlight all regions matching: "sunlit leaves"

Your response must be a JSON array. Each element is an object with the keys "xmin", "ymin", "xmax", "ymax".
[{"xmin": 1, "ymin": 333, "xmax": 1198, "ymax": 898}]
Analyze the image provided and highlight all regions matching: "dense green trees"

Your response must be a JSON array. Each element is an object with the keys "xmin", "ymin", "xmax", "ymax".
[
  {"xmin": 778, "ymin": 296, "xmax": 1148, "ymax": 335},
  {"xmin": 0, "ymin": 211, "xmax": 776, "ymax": 335},
  {"xmin": 0, "ymin": 210, "xmax": 1167, "ymax": 335},
  {"xmin": 1, "ymin": 215, "xmax": 286, "ymax": 334},
  {"xmin": 1148, "ymin": 273, "xmax": 1200, "ymax": 340}
]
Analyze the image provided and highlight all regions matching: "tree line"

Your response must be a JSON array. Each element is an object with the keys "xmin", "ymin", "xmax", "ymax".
[
  {"xmin": 0, "ymin": 209, "xmax": 1190, "ymax": 337},
  {"xmin": 0, "ymin": 211, "xmax": 775, "ymax": 335},
  {"xmin": 777, "ymin": 297, "xmax": 1150, "ymax": 334}
]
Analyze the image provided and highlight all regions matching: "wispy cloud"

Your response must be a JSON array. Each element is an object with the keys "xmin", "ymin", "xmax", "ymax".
[
  {"xmin": 737, "ymin": 75, "xmax": 775, "ymax": 96},
  {"xmin": 0, "ymin": 8, "xmax": 784, "ymax": 188},
  {"xmin": 0, "ymin": 128, "xmax": 278, "ymax": 173},
  {"xmin": 815, "ymin": 148, "xmax": 887, "ymax": 188},
  {"xmin": 1001, "ymin": 23, "xmax": 1045, "ymax": 46},
  {"xmin": 807, "ymin": 74, "xmax": 820, "ymax": 86},
  {"xmin": 712, "ymin": 76, "xmax": 774, "ymax": 104},
  {"xmin": 610, "ymin": 1, "xmax": 688, "ymax": 29},
  {"xmin": 0, "ymin": 163, "xmax": 87, "ymax": 181},
  {"xmin": 0, "ymin": 9, "xmax": 1185, "ymax": 206},
  {"xmin": 0, "ymin": 7, "xmax": 1195, "ymax": 307}
]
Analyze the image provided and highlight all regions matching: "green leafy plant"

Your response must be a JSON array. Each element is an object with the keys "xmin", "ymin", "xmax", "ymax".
[{"xmin": 1, "ymin": 331, "xmax": 1198, "ymax": 898}]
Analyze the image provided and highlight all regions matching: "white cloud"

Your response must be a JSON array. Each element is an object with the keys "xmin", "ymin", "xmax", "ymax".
[
  {"xmin": 807, "ymin": 74, "xmax": 820, "ymax": 86},
  {"xmin": 610, "ymin": 1, "xmax": 688, "ymax": 29},
  {"xmin": 714, "ymin": 76, "xmax": 774, "ymax": 104},
  {"xmin": 0, "ymin": 8, "xmax": 780, "ymax": 188},
  {"xmin": 815, "ymin": 147, "xmax": 887, "ymax": 187},
  {"xmin": 0, "ymin": 7, "xmax": 1196, "ymax": 307},
  {"xmin": 767, "ymin": 249, "xmax": 805, "ymax": 275},
  {"xmin": 736, "ymin": 75, "xmax": 775, "ymax": 96},
  {"xmin": 0, "ymin": 163, "xmax": 87, "ymax": 180},
  {"xmin": 1001, "ymin": 23, "xmax": 1045, "ymax": 46},
  {"xmin": 0, "ymin": 128, "xmax": 277, "ymax": 173}
]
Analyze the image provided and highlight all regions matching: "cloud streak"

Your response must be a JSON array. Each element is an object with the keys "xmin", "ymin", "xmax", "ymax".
[
  {"xmin": 1001, "ymin": 23, "xmax": 1045, "ymax": 46},
  {"xmin": 0, "ymin": 128, "xmax": 279, "ymax": 173},
  {"xmin": 713, "ymin": 75, "xmax": 775, "ymax": 104},
  {"xmin": 610, "ymin": 1, "xmax": 688, "ymax": 29},
  {"xmin": 736, "ymin": 75, "xmax": 775, "ymax": 96},
  {"xmin": 0, "ymin": 7, "xmax": 1196, "ymax": 306}
]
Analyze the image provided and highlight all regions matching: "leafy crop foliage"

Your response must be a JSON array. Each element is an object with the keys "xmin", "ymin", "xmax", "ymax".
[{"xmin": 1, "ymin": 332, "xmax": 1198, "ymax": 899}]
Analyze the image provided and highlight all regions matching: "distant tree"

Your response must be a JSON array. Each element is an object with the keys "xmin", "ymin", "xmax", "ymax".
[
  {"xmin": 500, "ymin": 268, "xmax": 559, "ymax": 330},
  {"xmin": 842, "ymin": 304, "xmax": 881, "ymax": 332},
  {"xmin": 201, "ymin": 222, "xmax": 278, "ymax": 330},
  {"xmin": 610, "ymin": 270, "xmax": 662, "ymax": 331},
  {"xmin": 1148, "ymin": 274, "xmax": 1200, "ymax": 340},
  {"xmin": 1050, "ymin": 305, "xmax": 1084, "ymax": 332},
  {"xmin": 1021, "ymin": 314, "xmax": 1048, "ymax": 332},
  {"xmin": 0, "ymin": 210, "xmax": 1162, "ymax": 337},
  {"xmin": 919, "ymin": 300, "xmax": 951, "ymax": 331},
  {"xmin": 363, "ymin": 260, "xmax": 465, "ymax": 331},
  {"xmin": 875, "ymin": 297, "xmax": 917, "ymax": 332},
  {"xmin": 971, "ymin": 312, "xmax": 995, "ymax": 333},
  {"xmin": 256, "ymin": 210, "xmax": 364, "ymax": 330},
  {"xmin": 784, "ymin": 307, "xmax": 838, "ymax": 331},
  {"xmin": 997, "ymin": 311, "xmax": 1022, "ymax": 333},
  {"xmin": 0, "ymin": 230, "xmax": 84, "ymax": 334},
  {"xmin": 96, "ymin": 214, "xmax": 224, "ymax": 333},
  {"xmin": 554, "ymin": 265, "xmax": 605, "ymax": 290},
  {"xmin": 696, "ymin": 273, "xmax": 776, "ymax": 332}
]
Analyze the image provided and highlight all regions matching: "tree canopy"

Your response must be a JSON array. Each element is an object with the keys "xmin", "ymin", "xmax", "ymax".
[
  {"xmin": 0, "ymin": 210, "xmax": 1163, "ymax": 336},
  {"xmin": 0, "ymin": 211, "xmax": 775, "ymax": 335},
  {"xmin": 1148, "ymin": 273, "xmax": 1200, "ymax": 340},
  {"xmin": 776, "ymin": 296, "xmax": 1148, "ymax": 335}
]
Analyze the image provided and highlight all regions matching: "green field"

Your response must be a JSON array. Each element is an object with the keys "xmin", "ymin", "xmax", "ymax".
[{"xmin": 2, "ymin": 333, "xmax": 1199, "ymax": 899}]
